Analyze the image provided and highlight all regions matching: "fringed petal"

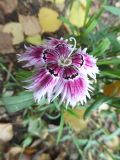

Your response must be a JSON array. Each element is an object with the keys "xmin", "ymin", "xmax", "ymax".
[
  {"xmin": 26, "ymin": 68, "xmax": 59, "ymax": 103},
  {"xmin": 18, "ymin": 46, "xmax": 45, "ymax": 67}
]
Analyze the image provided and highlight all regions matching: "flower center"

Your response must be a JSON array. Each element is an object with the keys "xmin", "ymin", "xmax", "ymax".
[{"xmin": 58, "ymin": 58, "xmax": 72, "ymax": 66}]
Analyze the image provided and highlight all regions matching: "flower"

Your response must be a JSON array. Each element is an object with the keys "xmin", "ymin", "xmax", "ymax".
[{"xmin": 18, "ymin": 37, "xmax": 99, "ymax": 107}]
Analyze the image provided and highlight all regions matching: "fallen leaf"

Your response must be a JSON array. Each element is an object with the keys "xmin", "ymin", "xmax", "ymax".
[
  {"xmin": 68, "ymin": 0, "xmax": 86, "ymax": 28},
  {"xmin": 0, "ymin": 24, "xmax": 3, "ymax": 31},
  {"xmin": 26, "ymin": 35, "xmax": 42, "ymax": 45},
  {"xmin": 38, "ymin": 7, "xmax": 62, "ymax": 33},
  {"xmin": 3, "ymin": 22, "xmax": 24, "ymax": 45},
  {"xmin": 103, "ymin": 81, "xmax": 120, "ymax": 97},
  {"xmin": 6, "ymin": 147, "xmax": 23, "ymax": 160},
  {"xmin": 33, "ymin": 153, "xmax": 51, "ymax": 160},
  {"xmin": 0, "ymin": 123, "xmax": 13, "ymax": 142},
  {"xmin": 0, "ymin": 32, "xmax": 14, "ymax": 54},
  {"xmin": 64, "ymin": 108, "xmax": 88, "ymax": 133},
  {"xmin": 44, "ymin": 0, "xmax": 65, "ymax": 11},
  {"xmin": 6, "ymin": 147, "xmax": 30, "ymax": 160},
  {"xmin": 19, "ymin": 15, "xmax": 41, "ymax": 36},
  {"xmin": 0, "ymin": 0, "xmax": 18, "ymax": 14},
  {"xmin": 24, "ymin": 147, "xmax": 36, "ymax": 155},
  {"xmin": 0, "ymin": 10, "xmax": 5, "ymax": 23}
]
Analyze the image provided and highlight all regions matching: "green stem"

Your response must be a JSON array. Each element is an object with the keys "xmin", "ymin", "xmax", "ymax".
[{"xmin": 57, "ymin": 108, "xmax": 64, "ymax": 144}]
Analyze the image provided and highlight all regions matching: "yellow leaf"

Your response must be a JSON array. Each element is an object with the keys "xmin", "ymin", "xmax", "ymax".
[
  {"xmin": 26, "ymin": 35, "xmax": 42, "ymax": 45},
  {"xmin": 34, "ymin": 153, "xmax": 51, "ymax": 160},
  {"xmin": 19, "ymin": 15, "xmax": 41, "ymax": 36},
  {"xmin": 38, "ymin": 7, "xmax": 62, "ymax": 33},
  {"xmin": 64, "ymin": 108, "xmax": 88, "ymax": 133},
  {"xmin": 68, "ymin": 0, "xmax": 86, "ymax": 28},
  {"xmin": 3, "ymin": 22, "xmax": 24, "ymax": 45},
  {"xmin": 103, "ymin": 81, "xmax": 120, "ymax": 97}
]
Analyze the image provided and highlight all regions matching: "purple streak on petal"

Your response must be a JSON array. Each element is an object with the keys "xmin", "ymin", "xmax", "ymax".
[
  {"xmin": 55, "ymin": 43, "xmax": 70, "ymax": 58},
  {"xmin": 42, "ymin": 49, "xmax": 59, "ymax": 63},
  {"xmin": 53, "ymin": 73, "xmax": 91, "ymax": 106},
  {"xmin": 47, "ymin": 63, "xmax": 63, "ymax": 77},
  {"xmin": 26, "ymin": 68, "xmax": 59, "ymax": 102},
  {"xmin": 71, "ymin": 53, "xmax": 84, "ymax": 68},
  {"xmin": 18, "ymin": 46, "xmax": 45, "ymax": 67},
  {"xmin": 62, "ymin": 66, "xmax": 78, "ymax": 80},
  {"xmin": 75, "ymin": 48, "xmax": 99, "ymax": 79}
]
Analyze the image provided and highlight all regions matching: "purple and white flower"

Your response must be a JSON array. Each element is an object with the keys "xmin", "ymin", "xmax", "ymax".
[{"xmin": 18, "ymin": 37, "xmax": 99, "ymax": 107}]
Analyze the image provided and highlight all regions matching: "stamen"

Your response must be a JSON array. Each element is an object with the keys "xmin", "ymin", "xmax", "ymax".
[{"xmin": 68, "ymin": 37, "xmax": 76, "ymax": 58}]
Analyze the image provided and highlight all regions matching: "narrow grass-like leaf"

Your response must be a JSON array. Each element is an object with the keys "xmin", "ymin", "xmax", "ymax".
[
  {"xmin": 101, "ymin": 70, "xmax": 120, "ymax": 79},
  {"xmin": 59, "ymin": 16, "xmax": 78, "ymax": 35},
  {"xmin": 92, "ymin": 38, "xmax": 111, "ymax": 56},
  {"xmin": 85, "ymin": 7, "xmax": 104, "ymax": 33},
  {"xmin": 108, "ymin": 98, "xmax": 120, "ymax": 108},
  {"xmin": 16, "ymin": 70, "xmax": 32, "ymax": 81},
  {"xmin": 66, "ymin": 108, "xmax": 79, "ymax": 118},
  {"xmin": 84, "ymin": 96, "xmax": 120, "ymax": 118},
  {"xmin": 84, "ymin": 19, "xmax": 97, "ymax": 35},
  {"xmin": 104, "ymin": 5, "xmax": 120, "ymax": 17},
  {"xmin": 84, "ymin": 96, "xmax": 110, "ymax": 118},
  {"xmin": 97, "ymin": 58, "xmax": 120, "ymax": 65},
  {"xmin": 84, "ymin": 0, "xmax": 92, "ymax": 25}
]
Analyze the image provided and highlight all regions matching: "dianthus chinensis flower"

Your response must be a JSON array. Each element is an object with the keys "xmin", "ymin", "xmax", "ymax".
[{"xmin": 18, "ymin": 37, "xmax": 99, "ymax": 107}]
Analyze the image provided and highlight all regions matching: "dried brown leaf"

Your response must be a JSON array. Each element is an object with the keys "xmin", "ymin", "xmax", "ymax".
[
  {"xmin": 0, "ymin": 32, "xmax": 14, "ymax": 54},
  {"xmin": 103, "ymin": 81, "xmax": 120, "ymax": 97},
  {"xmin": 33, "ymin": 153, "xmax": 51, "ymax": 160},
  {"xmin": 0, "ymin": 0, "xmax": 18, "ymax": 14},
  {"xmin": 64, "ymin": 108, "xmax": 88, "ymax": 133},
  {"xmin": 19, "ymin": 15, "xmax": 41, "ymax": 36}
]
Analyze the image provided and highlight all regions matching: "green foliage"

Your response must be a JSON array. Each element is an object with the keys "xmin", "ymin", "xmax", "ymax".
[
  {"xmin": 104, "ymin": 5, "xmax": 120, "ymax": 17},
  {"xmin": 2, "ymin": 92, "xmax": 34, "ymax": 113}
]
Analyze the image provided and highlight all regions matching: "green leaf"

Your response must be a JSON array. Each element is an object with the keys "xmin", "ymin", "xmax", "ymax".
[
  {"xmin": 97, "ymin": 58, "xmax": 120, "ymax": 65},
  {"xmin": 2, "ymin": 92, "xmax": 34, "ymax": 113},
  {"xmin": 84, "ymin": 95, "xmax": 120, "ymax": 118},
  {"xmin": 16, "ymin": 70, "xmax": 32, "ymax": 81},
  {"xmin": 104, "ymin": 5, "xmax": 120, "ymax": 17},
  {"xmin": 101, "ymin": 70, "xmax": 120, "ymax": 79},
  {"xmin": 84, "ymin": 7, "xmax": 104, "ymax": 35},
  {"xmin": 84, "ymin": 19, "xmax": 97, "ymax": 35},
  {"xmin": 92, "ymin": 38, "xmax": 111, "ymax": 56},
  {"xmin": 84, "ymin": 0, "xmax": 92, "ymax": 25},
  {"xmin": 84, "ymin": 95, "xmax": 110, "ymax": 118},
  {"xmin": 26, "ymin": 35, "xmax": 42, "ymax": 45},
  {"xmin": 59, "ymin": 16, "xmax": 78, "ymax": 35},
  {"xmin": 66, "ymin": 108, "xmax": 79, "ymax": 118},
  {"xmin": 108, "ymin": 98, "xmax": 120, "ymax": 108},
  {"xmin": 28, "ymin": 117, "xmax": 41, "ymax": 136},
  {"xmin": 22, "ymin": 136, "xmax": 33, "ymax": 148}
]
